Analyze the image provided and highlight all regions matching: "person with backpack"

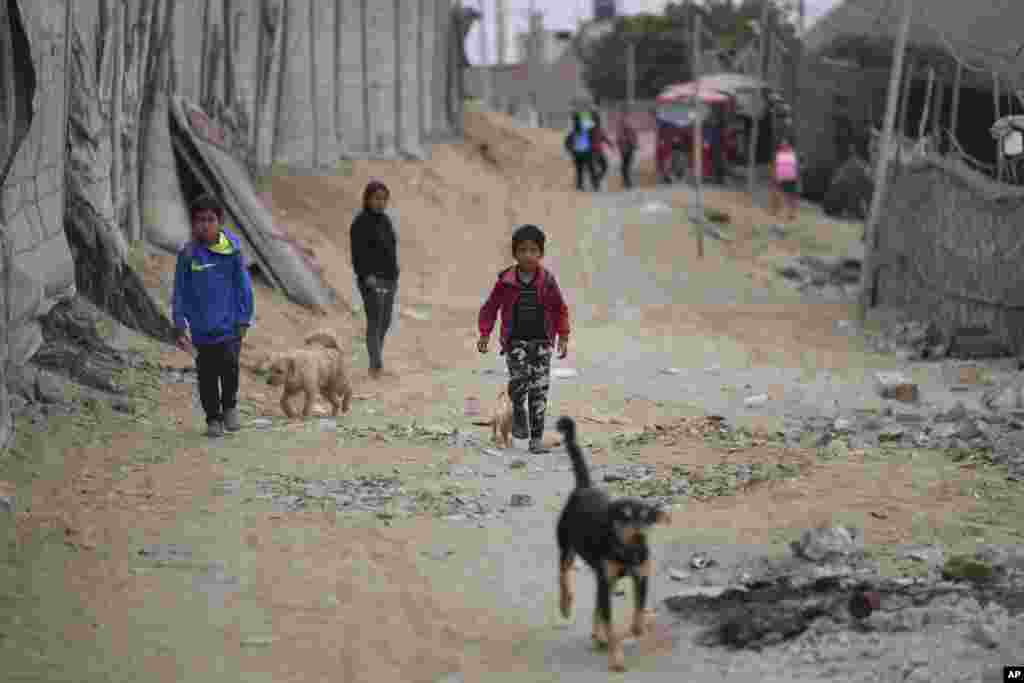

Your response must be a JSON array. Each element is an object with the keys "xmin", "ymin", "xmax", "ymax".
[{"xmin": 564, "ymin": 112, "xmax": 599, "ymax": 192}]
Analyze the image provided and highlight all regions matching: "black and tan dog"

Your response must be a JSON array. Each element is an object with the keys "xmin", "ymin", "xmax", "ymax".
[{"xmin": 555, "ymin": 416, "xmax": 672, "ymax": 672}]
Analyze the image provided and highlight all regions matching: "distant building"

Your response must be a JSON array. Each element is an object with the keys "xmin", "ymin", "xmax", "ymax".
[{"xmin": 466, "ymin": 29, "xmax": 592, "ymax": 130}]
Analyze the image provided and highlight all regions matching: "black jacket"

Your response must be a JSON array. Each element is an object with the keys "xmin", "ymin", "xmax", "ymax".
[{"xmin": 350, "ymin": 208, "xmax": 399, "ymax": 282}]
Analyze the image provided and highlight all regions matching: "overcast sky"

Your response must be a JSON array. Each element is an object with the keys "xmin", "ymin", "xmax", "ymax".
[{"xmin": 468, "ymin": 0, "xmax": 843, "ymax": 63}]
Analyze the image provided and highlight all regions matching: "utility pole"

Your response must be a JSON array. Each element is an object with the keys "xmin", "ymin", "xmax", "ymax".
[
  {"xmin": 527, "ymin": 2, "xmax": 543, "ymax": 126},
  {"xmin": 626, "ymin": 38, "xmax": 636, "ymax": 109},
  {"xmin": 496, "ymin": 0, "xmax": 507, "ymax": 65},
  {"xmin": 859, "ymin": 0, "xmax": 913, "ymax": 322},
  {"xmin": 478, "ymin": 0, "xmax": 491, "ymax": 109},
  {"xmin": 692, "ymin": 11, "xmax": 704, "ymax": 259},
  {"xmin": 747, "ymin": 0, "xmax": 769, "ymax": 197}
]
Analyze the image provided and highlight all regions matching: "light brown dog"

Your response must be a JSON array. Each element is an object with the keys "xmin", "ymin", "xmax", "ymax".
[
  {"xmin": 266, "ymin": 329, "xmax": 353, "ymax": 418},
  {"xmin": 491, "ymin": 389, "xmax": 514, "ymax": 448}
]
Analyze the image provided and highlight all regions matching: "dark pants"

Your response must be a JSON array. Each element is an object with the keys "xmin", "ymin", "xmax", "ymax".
[
  {"xmin": 620, "ymin": 146, "xmax": 635, "ymax": 188},
  {"xmin": 711, "ymin": 140, "xmax": 726, "ymax": 184},
  {"xmin": 358, "ymin": 278, "xmax": 397, "ymax": 371},
  {"xmin": 595, "ymin": 153, "xmax": 609, "ymax": 183},
  {"xmin": 195, "ymin": 338, "xmax": 241, "ymax": 424},
  {"xmin": 505, "ymin": 340, "xmax": 553, "ymax": 441},
  {"xmin": 573, "ymin": 152, "xmax": 599, "ymax": 191}
]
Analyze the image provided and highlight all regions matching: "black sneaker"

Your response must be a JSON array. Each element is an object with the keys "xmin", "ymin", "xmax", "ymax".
[
  {"xmin": 512, "ymin": 408, "xmax": 529, "ymax": 440},
  {"xmin": 206, "ymin": 420, "xmax": 225, "ymax": 438}
]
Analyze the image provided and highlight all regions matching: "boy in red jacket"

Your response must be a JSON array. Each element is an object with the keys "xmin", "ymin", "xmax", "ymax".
[{"xmin": 478, "ymin": 225, "xmax": 570, "ymax": 454}]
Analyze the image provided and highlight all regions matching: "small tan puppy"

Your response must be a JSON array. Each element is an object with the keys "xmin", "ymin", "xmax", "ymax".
[
  {"xmin": 267, "ymin": 329, "xmax": 352, "ymax": 418},
  {"xmin": 491, "ymin": 389, "xmax": 514, "ymax": 448}
]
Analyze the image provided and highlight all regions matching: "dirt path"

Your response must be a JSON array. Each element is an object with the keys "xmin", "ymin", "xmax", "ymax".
[{"xmin": 3, "ymin": 151, "xmax": 1022, "ymax": 681}]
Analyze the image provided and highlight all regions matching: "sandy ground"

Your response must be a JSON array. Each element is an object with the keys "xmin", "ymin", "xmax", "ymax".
[{"xmin": 2, "ymin": 111, "xmax": 1021, "ymax": 682}]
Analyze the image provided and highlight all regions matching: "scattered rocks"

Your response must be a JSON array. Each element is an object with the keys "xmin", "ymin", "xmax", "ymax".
[
  {"xmin": 864, "ymin": 320, "xmax": 946, "ymax": 359},
  {"xmin": 898, "ymin": 545, "xmax": 945, "ymax": 569},
  {"xmin": 509, "ymin": 494, "xmax": 533, "ymax": 507},
  {"xmin": 245, "ymin": 471, "xmax": 502, "ymax": 523},
  {"xmin": 774, "ymin": 255, "xmax": 862, "ymax": 297},
  {"xmin": 666, "ymin": 537, "xmax": 1024, "ymax": 656},
  {"xmin": 991, "ymin": 431, "xmax": 1024, "ymax": 480},
  {"xmin": 424, "ymin": 547, "xmax": 456, "ymax": 561},
  {"xmin": 212, "ymin": 479, "xmax": 242, "ymax": 496},
  {"xmin": 0, "ymin": 480, "xmax": 16, "ymax": 515},
  {"xmin": 669, "ymin": 568, "xmax": 691, "ymax": 581},
  {"xmin": 968, "ymin": 621, "xmax": 1002, "ymax": 649},
  {"xmin": 744, "ymin": 393, "xmax": 770, "ymax": 408},
  {"xmin": 691, "ymin": 552, "xmax": 717, "ymax": 570},
  {"xmin": 602, "ymin": 464, "xmax": 656, "ymax": 483},
  {"xmin": 791, "ymin": 526, "xmax": 863, "ymax": 563},
  {"xmin": 874, "ymin": 372, "xmax": 919, "ymax": 403},
  {"xmin": 138, "ymin": 543, "xmax": 195, "ymax": 563}
]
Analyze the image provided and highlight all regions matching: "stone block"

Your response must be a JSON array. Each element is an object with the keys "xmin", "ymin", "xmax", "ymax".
[{"xmin": 875, "ymin": 372, "xmax": 919, "ymax": 402}]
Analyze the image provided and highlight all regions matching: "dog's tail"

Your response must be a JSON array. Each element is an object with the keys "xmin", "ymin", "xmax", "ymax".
[
  {"xmin": 556, "ymin": 416, "xmax": 591, "ymax": 489},
  {"xmin": 304, "ymin": 329, "xmax": 341, "ymax": 351}
]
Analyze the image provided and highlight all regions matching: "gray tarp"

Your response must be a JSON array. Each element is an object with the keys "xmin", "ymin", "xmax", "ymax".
[{"xmin": 169, "ymin": 95, "xmax": 337, "ymax": 310}]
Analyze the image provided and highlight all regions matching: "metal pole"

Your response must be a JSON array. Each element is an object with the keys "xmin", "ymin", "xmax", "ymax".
[
  {"xmin": 859, "ymin": 0, "xmax": 913, "ymax": 323},
  {"xmin": 495, "ymin": 0, "xmax": 506, "ymax": 65},
  {"xmin": 478, "ymin": 0, "xmax": 490, "ymax": 109},
  {"xmin": 747, "ymin": 0, "xmax": 769, "ymax": 197},
  {"xmin": 692, "ymin": 11, "xmax": 704, "ymax": 259},
  {"xmin": 626, "ymin": 38, "xmax": 636, "ymax": 109}
]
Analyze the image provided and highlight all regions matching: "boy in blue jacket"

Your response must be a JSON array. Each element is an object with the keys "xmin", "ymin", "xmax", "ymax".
[{"xmin": 172, "ymin": 194, "xmax": 254, "ymax": 437}]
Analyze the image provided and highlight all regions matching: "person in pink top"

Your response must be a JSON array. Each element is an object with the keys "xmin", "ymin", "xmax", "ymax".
[{"xmin": 771, "ymin": 136, "xmax": 800, "ymax": 222}]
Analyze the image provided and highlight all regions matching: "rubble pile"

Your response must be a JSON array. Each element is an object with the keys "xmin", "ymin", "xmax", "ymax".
[
  {"xmin": 664, "ymin": 527, "xmax": 1024, "ymax": 673},
  {"xmin": 775, "ymin": 255, "xmax": 862, "ymax": 298}
]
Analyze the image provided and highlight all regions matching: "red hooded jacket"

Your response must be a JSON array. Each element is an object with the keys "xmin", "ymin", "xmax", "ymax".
[{"xmin": 478, "ymin": 266, "xmax": 571, "ymax": 354}]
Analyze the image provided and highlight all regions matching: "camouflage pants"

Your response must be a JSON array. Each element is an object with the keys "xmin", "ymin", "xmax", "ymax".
[{"xmin": 505, "ymin": 340, "xmax": 552, "ymax": 440}]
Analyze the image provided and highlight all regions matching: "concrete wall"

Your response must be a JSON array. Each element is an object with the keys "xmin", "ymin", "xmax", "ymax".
[
  {"xmin": 170, "ymin": 0, "xmax": 457, "ymax": 166},
  {"xmin": 4, "ymin": 0, "xmax": 75, "ymax": 373},
  {"xmin": 467, "ymin": 44, "xmax": 591, "ymax": 130},
  {"xmin": 1, "ymin": 0, "xmax": 462, "ymax": 453}
]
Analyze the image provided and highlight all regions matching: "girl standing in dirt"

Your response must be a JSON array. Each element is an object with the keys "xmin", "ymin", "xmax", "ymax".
[
  {"xmin": 350, "ymin": 180, "xmax": 399, "ymax": 379},
  {"xmin": 477, "ymin": 225, "xmax": 570, "ymax": 454},
  {"xmin": 772, "ymin": 136, "xmax": 800, "ymax": 222}
]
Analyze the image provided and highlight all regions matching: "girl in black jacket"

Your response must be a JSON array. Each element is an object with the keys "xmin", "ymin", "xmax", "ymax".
[{"xmin": 350, "ymin": 180, "xmax": 399, "ymax": 378}]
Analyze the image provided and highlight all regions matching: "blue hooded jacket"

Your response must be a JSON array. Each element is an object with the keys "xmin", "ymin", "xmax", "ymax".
[{"xmin": 172, "ymin": 228, "xmax": 254, "ymax": 345}]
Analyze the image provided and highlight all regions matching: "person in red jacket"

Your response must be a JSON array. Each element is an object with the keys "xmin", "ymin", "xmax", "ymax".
[{"xmin": 478, "ymin": 224, "xmax": 570, "ymax": 454}]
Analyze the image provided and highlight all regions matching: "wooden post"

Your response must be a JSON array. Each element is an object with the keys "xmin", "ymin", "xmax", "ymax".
[
  {"xmin": 747, "ymin": 0, "xmax": 769, "ymax": 197},
  {"xmin": 692, "ymin": 12, "xmax": 704, "ymax": 259},
  {"xmin": 950, "ymin": 60, "xmax": 962, "ymax": 147},
  {"xmin": 859, "ymin": 0, "xmax": 913, "ymax": 323}
]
